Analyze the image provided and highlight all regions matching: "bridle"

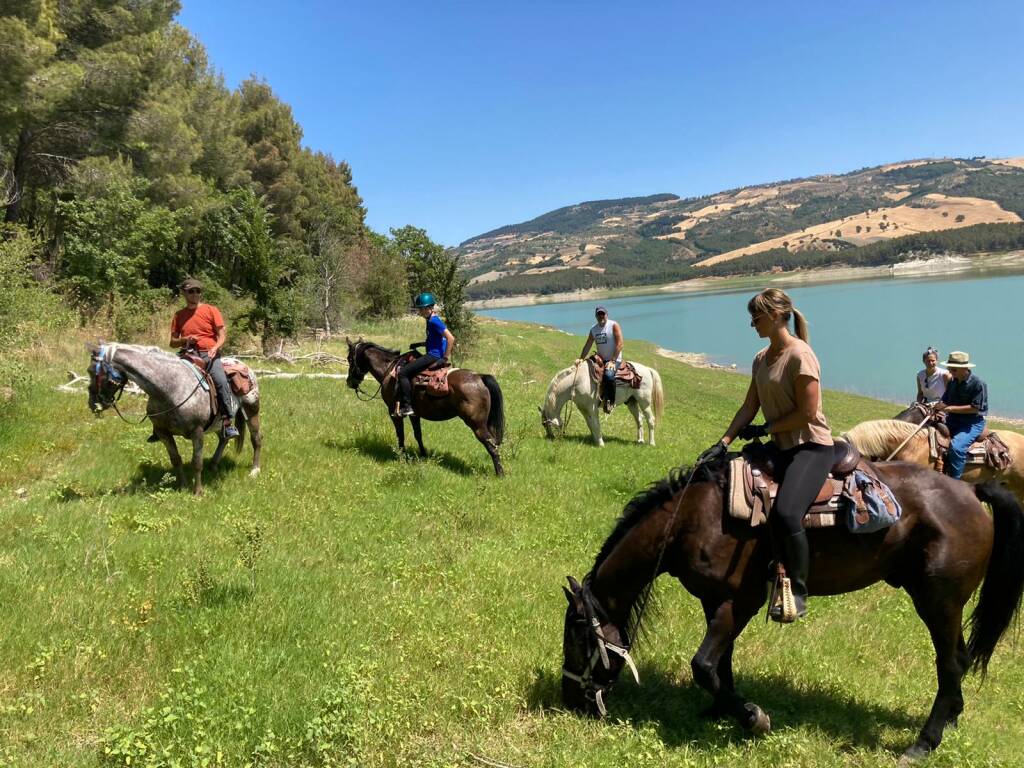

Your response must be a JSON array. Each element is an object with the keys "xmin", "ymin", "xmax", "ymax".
[
  {"xmin": 349, "ymin": 342, "xmax": 404, "ymax": 402},
  {"xmin": 542, "ymin": 364, "xmax": 581, "ymax": 435},
  {"xmin": 562, "ymin": 580, "xmax": 640, "ymax": 716}
]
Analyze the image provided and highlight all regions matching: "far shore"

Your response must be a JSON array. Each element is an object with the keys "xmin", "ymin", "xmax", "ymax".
[{"xmin": 466, "ymin": 250, "xmax": 1024, "ymax": 310}]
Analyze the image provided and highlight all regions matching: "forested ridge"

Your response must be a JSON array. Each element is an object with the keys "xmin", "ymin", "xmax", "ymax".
[{"xmin": 0, "ymin": 0, "xmax": 467, "ymax": 392}]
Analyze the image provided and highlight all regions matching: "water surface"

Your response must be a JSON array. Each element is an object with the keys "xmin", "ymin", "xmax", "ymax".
[{"xmin": 482, "ymin": 271, "xmax": 1024, "ymax": 418}]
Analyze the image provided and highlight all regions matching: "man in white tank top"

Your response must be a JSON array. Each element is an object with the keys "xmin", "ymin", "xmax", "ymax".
[{"xmin": 575, "ymin": 306, "xmax": 624, "ymax": 413}]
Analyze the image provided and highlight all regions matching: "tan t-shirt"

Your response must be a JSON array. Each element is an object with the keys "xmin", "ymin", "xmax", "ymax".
[{"xmin": 752, "ymin": 338, "xmax": 833, "ymax": 451}]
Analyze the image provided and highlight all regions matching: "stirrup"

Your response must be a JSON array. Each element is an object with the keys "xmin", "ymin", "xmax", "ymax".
[{"xmin": 767, "ymin": 565, "xmax": 804, "ymax": 624}]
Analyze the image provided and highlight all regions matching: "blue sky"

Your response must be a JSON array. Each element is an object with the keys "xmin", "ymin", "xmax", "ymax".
[{"xmin": 178, "ymin": 1, "xmax": 1024, "ymax": 246}]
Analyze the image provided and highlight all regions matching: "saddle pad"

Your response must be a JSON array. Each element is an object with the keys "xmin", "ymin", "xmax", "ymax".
[
  {"xmin": 414, "ymin": 367, "xmax": 459, "ymax": 397},
  {"xmin": 180, "ymin": 359, "xmax": 210, "ymax": 391}
]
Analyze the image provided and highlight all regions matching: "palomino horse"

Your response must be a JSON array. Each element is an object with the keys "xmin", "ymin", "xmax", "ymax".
[
  {"xmin": 345, "ymin": 339, "xmax": 506, "ymax": 476},
  {"xmin": 540, "ymin": 362, "xmax": 664, "ymax": 446},
  {"xmin": 844, "ymin": 417, "xmax": 1024, "ymax": 501},
  {"xmin": 87, "ymin": 343, "xmax": 262, "ymax": 495},
  {"xmin": 562, "ymin": 456, "xmax": 1024, "ymax": 762}
]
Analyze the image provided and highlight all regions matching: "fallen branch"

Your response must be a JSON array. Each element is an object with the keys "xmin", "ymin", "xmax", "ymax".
[{"xmin": 249, "ymin": 370, "xmax": 347, "ymax": 380}]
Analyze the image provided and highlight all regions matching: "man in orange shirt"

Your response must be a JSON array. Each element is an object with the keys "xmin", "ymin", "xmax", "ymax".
[{"xmin": 168, "ymin": 277, "xmax": 239, "ymax": 439}]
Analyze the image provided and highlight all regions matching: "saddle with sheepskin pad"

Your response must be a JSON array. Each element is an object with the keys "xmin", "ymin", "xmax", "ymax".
[
  {"xmin": 727, "ymin": 440, "xmax": 901, "ymax": 532},
  {"xmin": 587, "ymin": 355, "xmax": 643, "ymax": 389}
]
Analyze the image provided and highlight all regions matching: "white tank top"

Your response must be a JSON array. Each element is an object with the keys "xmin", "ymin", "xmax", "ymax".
[
  {"xmin": 917, "ymin": 367, "xmax": 949, "ymax": 402},
  {"xmin": 590, "ymin": 319, "xmax": 621, "ymax": 362}
]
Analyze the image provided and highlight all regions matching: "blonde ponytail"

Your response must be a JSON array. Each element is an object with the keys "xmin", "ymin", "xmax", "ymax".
[{"xmin": 747, "ymin": 288, "xmax": 809, "ymax": 342}]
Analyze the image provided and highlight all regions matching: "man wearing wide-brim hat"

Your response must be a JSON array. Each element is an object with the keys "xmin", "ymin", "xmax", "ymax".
[{"xmin": 933, "ymin": 350, "xmax": 987, "ymax": 478}]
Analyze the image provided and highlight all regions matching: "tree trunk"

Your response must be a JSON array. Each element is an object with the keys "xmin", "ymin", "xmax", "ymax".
[{"xmin": 4, "ymin": 128, "xmax": 32, "ymax": 224}]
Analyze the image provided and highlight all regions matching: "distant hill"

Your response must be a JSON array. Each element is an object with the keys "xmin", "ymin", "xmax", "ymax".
[{"xmin": 457, "ymin": 157, "xmax": 1024, "ymax": 299}]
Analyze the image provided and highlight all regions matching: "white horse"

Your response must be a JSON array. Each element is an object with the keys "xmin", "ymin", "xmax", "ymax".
[{"xmin": 539, "ymin": 362, "xmax": 664, "ymax": 446}]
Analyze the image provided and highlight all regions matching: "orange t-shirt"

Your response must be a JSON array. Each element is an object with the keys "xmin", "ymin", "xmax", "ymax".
[{"xmin": 171, "ymin": 304, "xmax": 225, "ymax": 353}]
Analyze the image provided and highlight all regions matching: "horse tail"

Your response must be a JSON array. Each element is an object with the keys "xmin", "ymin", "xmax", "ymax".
[
  {"xmin": 651, "ymin": 369, "xmax": 665, "ymax": 425},
  {"xmin": 967, "ymin": 481, "xmax": 1024, "ymax": 675},
  {"xmin": 234, "ymin": 408, "xmax": 246, "ymax": 453},
  {"xmin": 482, "ymin": 374, "xmax": 505, "ymax": 445}
]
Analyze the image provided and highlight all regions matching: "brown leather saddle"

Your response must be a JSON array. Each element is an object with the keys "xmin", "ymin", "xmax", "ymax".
[
  {"xmin": 395, "ymin": 354, "xmax": 455, "ymax": 397},
  {"xmin": 587, "ymin": 355, "xmax": 642, "ymax": 389},
  {"xmin": 925, "ymin": 420, "xmax": 1013, "ymax": 472},
  {"xmin": 727, "ymin": 440, "xmax": 877, "ymax": 529}
]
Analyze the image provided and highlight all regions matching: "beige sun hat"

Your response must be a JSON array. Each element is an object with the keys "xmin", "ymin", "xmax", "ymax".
[{"xmin": 944, "ymin": 350, "xmax": 975, "ymax": 369}]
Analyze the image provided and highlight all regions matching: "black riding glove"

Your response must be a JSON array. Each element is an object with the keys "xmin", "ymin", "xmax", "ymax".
[
  {"xmin": 696, "ymin": 440, "xmax": 727, "ymax": 465},
  {"xmin": 737, "ymin": 423, "xmax": 770, "ymax": 440}
]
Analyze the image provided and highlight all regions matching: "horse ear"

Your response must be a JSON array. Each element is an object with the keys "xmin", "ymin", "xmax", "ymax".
[
  {"xmin": 563, "ymin": 586, "xmax": 583, "ymax": 612},
  {"xmin": 537, "ymin": 405, "xmax": 543, "ymax": 413},
  {"xmin": 567, "ymin": 575, "xmax": 583, "ymax": 594}
]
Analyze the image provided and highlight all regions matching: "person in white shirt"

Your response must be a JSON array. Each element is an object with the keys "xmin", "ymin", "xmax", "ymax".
[
  {"xmin": 916, "ymin": 346, "xmax": 951, "ymax": 405},
  {"xmin": 576, "ymin": 306, "xmax": 624, "ymax": 413}
]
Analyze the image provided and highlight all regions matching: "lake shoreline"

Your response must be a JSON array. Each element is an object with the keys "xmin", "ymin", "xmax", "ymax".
[{"xmin": 467, "ymin": 250, "xmax": 1024, "ymax": 310}]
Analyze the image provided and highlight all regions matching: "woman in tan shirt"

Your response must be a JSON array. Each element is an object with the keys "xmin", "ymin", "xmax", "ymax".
[{"xmin": 697, "ymin": 288, "xmax": 833, "ymax": 621}]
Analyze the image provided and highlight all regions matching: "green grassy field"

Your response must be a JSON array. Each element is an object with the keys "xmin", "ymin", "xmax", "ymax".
[{"xmin": 1, "ymin": 318, "xmax": 1022, "ymax": 767}]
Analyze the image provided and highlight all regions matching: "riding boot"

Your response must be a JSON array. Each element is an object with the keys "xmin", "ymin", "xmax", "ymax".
[{"xmin": 769, "ymin": 530, "xmax": 810, "ymax": 622}]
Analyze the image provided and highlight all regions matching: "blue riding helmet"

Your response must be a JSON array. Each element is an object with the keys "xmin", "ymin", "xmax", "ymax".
[{"xmin": 413, "ymin": 292, "xmax": 436, "ymax": 309}]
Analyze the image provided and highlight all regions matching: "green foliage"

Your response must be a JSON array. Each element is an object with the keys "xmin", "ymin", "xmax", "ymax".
[
  {"xmin": 57, "ymin": 161, "xmax": 179, "ymax": 309},
  {"xmin": 359, "ymin": 232, "xmax": 411, "ymax": 320},
  {"xmin": 391, "ymin": 225, "xmax": 474, "ymax": 337}
]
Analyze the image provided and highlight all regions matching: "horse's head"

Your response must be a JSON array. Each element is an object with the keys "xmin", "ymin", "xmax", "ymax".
[
  {"xmin": 894, "ymin": 402, "xmax": 930, "ymax": 424},
  {"xmin": 86, "ymin": 343, "xmax": 126, "ymax": 413},
  {"xmin": 345, "ymin": 336, "xmax": 366, "ymax": 390},
  {"xmin": 561, "ymin": 576, "xmax": 639, "ymax": 717},
  {"xmin": 539, "ymin": 404, "xmax": 560, "ymax": 438}
]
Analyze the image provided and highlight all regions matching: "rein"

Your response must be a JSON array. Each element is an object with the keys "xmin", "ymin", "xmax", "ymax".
[
  {"xmin": 97, "ymin": 346, "xmax": 205, "ymax": 425},
  {"xmin": 885, "ymin": 405, "xmax": 935, "ymax": 461},
  {"xmin": 542, "ymin": 364, "xmax": 581, "ymax": 435}
]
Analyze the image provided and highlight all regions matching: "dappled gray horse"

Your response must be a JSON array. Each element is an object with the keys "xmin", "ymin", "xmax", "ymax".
[{"xmin": 87, "ymin": 343, "xmax": 262, "ymax": 495}]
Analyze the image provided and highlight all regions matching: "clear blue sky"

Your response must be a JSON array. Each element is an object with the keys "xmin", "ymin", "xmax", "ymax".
[{"xmin": 178, "ymin": 1, "xmax": 1024, "ymax": 246}]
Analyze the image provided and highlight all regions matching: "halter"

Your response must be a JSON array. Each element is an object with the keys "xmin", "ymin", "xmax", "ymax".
[
  {"xmin": 561, "ymin": 582, "xmax": 640, "ymax": 716},
  {"xmin": 543, "ymin": 364, "xmax": 581, "ymax": 435}
]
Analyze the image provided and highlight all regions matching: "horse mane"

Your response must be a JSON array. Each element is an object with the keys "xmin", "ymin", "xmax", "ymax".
[
  {"xmin": 360, "ymin": 341, "xmax": 401, "ymax": 357},
  {"xmin": 590, "ymin": 462, "xmax": 722, "ymax": 643},
  {"xmin": 843, "ymin": 419, "xmax": 925, "ymax": 457},
  {"xmin": 108, "ymin": 343, "xmax": 178, "ymax": 361},
  {"xmin": 543, "ymin": 366, "xmax": 577, "ymax": 413}
]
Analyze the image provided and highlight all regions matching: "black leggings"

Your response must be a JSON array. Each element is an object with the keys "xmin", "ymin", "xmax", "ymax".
[
  {"xmin": 772, "ymin": 443, "xmax": 834, "ymax": 536},
  {"xmin": 398, "ymin": 354, "xmax": 440, "ymax": 403}
]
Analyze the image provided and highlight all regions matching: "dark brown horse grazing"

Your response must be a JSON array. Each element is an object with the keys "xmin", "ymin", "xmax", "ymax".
[
  {"xmin": 562, "ymin": 458, "xmax": 1024, "ymax": 763},
  {"xmin": 345, "ymin": 338, "xmax": 505, "ymax": 476}
]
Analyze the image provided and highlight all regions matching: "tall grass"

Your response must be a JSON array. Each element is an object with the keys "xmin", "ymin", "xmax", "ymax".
[{"xmin": 0, "ymin": 317, "xmax": 1021, "ymax": 767}]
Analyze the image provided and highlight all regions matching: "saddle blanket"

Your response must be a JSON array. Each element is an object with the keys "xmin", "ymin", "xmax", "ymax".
[
  {"xmin": 587, "ymin": 356, "xmax": 642, "ymax": 389},
  {"xmin": 726, "ymin": 448, "xmax": 901, "ymax": 533}
]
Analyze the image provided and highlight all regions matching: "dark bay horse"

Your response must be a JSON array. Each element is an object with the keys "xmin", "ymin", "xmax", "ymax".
[
  {"xmin": 561, "ymin": 458, "xmax": 1024, "ymax": 762},
  {"xmin": 345, "ymin": 339, "xmax": 505, "ymax": 476}
]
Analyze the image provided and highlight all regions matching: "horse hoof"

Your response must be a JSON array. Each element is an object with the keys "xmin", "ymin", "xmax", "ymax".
[
  {"xmin": 249, "ymin": 467, "xmax": 261, "ymax": 478},
  {"xmin": 898, "ymin": 743, "xmax": 931, "ymax": 766},
  {"xmin": 743, "ymin": 703, "xmax": 771, "ymax": 736}
]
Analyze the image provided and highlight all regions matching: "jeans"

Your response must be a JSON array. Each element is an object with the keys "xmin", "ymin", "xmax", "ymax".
[
  {"xmin": 601, "ymin": 359, "xmax": 620, "ymax": 402},
  {"xmin": 945, "ymin": 414, "xmax": 986, "ymax": 479},
  {"xmin": 398, "ymin": 354, "xmax": 440, "ymax": 405},
  {"xmin": 200, "ymin": 352, "xmax": 233, "ymax": 419}
]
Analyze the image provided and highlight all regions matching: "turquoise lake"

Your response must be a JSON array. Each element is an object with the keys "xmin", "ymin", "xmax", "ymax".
[{"xmin": 481, "ymin": 271, "xmax": 1024, "ymax": 418}]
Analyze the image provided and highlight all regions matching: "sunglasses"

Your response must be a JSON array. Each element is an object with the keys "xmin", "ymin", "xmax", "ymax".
[
  {"xmin": 185, "ymin": 288, "xmax": 202, "ymax": 294},
  {"xmin": 749, "ymin": 314, "xmax": 766, "ymax": 327}
]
